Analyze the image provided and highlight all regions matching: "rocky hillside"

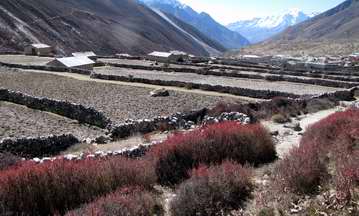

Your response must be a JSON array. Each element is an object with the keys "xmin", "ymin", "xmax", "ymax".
[
  {"xmin": 227, "ymin": 9, "xmax": 317, "ymax": 43},
  {"xmin": 235, "ymin": 0, "xmax": 359, "ymax": 56},
  {"xmin": 139, "ymin": 0, "xmax": 250, "ymax": 49},
  {"xmin": 0, "ymin": 0, "xmax": 224, "ymax": 56}
]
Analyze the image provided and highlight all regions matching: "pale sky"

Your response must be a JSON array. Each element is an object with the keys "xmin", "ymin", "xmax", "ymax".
[{"xmin": 179, "ymin": 0, "xmax": 345, "ymax": 24}]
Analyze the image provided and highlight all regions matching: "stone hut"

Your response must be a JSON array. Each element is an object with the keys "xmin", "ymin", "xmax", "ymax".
[{"xmin": 24, "ymin": 43, "xmax": 53, "ymax": 56}]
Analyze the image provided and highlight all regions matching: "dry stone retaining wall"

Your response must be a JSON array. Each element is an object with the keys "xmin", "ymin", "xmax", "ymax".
[
  {"xmin": 0, "ymin": 134, "xmax": 79, "ymax": 158},
  {"xmin": 0, "ymin": 88, "xmax": 111, "ymax": 129},
  {"xmin": 0, "ymin": 61, "xmax": 91, "ymax": 75},
  {"xmin": 91, "ymin": 72, "xmax": 301, "ymax": 99},
  {"xmin": 104, "ymin": 62, "xmax": 359, "ymax": 88},
  {"xmin": 110, "ymin": 109, "xmax": 207, "ymax": 139}
]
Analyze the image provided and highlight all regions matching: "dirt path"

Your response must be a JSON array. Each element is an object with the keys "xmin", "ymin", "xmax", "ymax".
[
  {"xmin": 262, "ymin": 107, "xmax": 345, "ymax": 158},
  {"xmin": 18, "ymin": 69, "xmax": 263, "ymax": 102}
]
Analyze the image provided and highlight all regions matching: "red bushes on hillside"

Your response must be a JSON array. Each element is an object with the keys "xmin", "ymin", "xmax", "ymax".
[
  {"xmin": 0, "ymin": 157, "xmax": 156, "ymax": 215},
  {"xmin": 66, "ymin": 187, "xmax": 163, "ymax": 216},
  {"xmin": 276, "ymin": 141, "xmax": 327, "ymax": 194},
  {"xmin": 277, "ymin": 108, "xmax": 359, "ymax": 198},
  {"xmin": 148, "ymin": 121, "xmax": 276, "ymax": 185},
  {"xmin": 170, "ymin": 161, "xmax": 253, "ymax": 216}
]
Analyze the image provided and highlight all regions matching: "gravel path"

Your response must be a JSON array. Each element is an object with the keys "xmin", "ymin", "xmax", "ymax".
[
  {"xmin": 0, "ymin": 69, "xmax": 239, "ymax": 123},
  {"xmin": 262, "ymin": 106, "xmax": 345, "ymax": 158},
  {"xmin": 95, "ymin": 66, "xmax": 343, "ymax": 95},
  {"xmin": 0, "ymin": 101, "xmax": 105, "ymax": 140}
]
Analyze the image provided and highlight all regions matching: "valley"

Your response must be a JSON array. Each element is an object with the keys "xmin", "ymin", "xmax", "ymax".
[{"xmin": 0, "ymin": 0, "xmax": 358, "ymax": 215}]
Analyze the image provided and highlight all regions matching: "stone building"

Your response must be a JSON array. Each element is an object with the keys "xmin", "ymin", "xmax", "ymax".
[{"xmin": 24, "ymin": 43, "xmax": 53, "ymax": 56}]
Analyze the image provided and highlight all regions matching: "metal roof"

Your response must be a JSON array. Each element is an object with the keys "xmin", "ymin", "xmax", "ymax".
[
  {"xmin": 148, "ymin": 51, "xmax": 172, "ymax": 58},
  {"xmin": 31, "ymin": 43, "xmax": 51, "ymax": 49},
  {"xmin": 170, "ymin": 50, "xmax": 188, "ymax": 55},
  {"xmin": 54, "ymin": 56, "xmax": 95, "ymax": 68},
  {"xmin": 72, "ymin": 51, "xmax": 97, "ymax": 57}
]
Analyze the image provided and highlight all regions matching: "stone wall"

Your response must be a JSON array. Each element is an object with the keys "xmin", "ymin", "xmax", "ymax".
[
  {"xmin": 0, "ymin": 134, "xmax": 79, "ymax": 158},
  {"xmin": 110, "ymin": 109, "xmax": 207, "ymax": 139},
  {"xmin": 312, "ymin": 87, "xmax": 358, "ymax": 101},
  {"xmin": 0, "ymin": 61, "xmax": 91, "ymax": 75},
  {"xmin": 0, "ymin": 88, "xmax": 111, "ymax": 128},
  {"xmin": 104, "ymin": 62, "xmax": 359, "ymax": 89},
  {"xmin": 91, "ymin": 73, "xmax": 300, "ymax": 99}
]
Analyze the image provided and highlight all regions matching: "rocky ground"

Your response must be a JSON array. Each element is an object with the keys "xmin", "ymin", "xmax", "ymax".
[
  {"xmin": 94, "ymin": 66, "xmax": 343, "ymax": 95},
  {"xmin": 0, "ymin": 101, "xmax": 105, "ymax": 140},
  {"xmin": 262, "ymin": 107, "xmax": 343, "ymax": 158},
  {"xmin": 0, "ymin": 69, "xmax": 238, "ymax": 124}
]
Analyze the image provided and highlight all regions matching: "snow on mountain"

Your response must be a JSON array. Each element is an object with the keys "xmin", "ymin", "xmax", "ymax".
[
  {"xmin": 138, "ymin": 0, "xmax": 250, "ymax": 49},
  {"xmin": 227, "ymin": 9, "xmax": 318, "ymax": 43}
]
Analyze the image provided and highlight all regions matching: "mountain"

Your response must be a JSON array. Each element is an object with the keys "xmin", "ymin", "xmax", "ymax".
[
  {"xmin": 138, "ymin": 0, "xmax": 250, "ymax": 50},
  {"xmin": 237, "ymin": 0, "xmax": 359, "ymax": 56},
  {"xmin": 0, "ymin": 0, "xmax": 225, "ymax": 56},
  {"xmin": 227, "ymin": 9, "xmax": 317, "ymax": 43}
]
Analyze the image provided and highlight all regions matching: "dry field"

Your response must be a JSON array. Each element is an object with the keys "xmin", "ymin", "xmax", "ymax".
[
  {"xmin": 0, "ymin": 101, "xmax": 104, "ymax": 140},
  {"xmin": 95, "ymin": 66, "xmax": 343, "ymax": 95},
  {"xmin": 0, "ymin": 69, "xmax": 237, "ymax": 123},
  {"xmin": 0, "ymin": 55, "xmax": 54, "ymax": 65},
  {"xmin": 98, "ymin": 58, "xmax": 203, "ymax": 69}
]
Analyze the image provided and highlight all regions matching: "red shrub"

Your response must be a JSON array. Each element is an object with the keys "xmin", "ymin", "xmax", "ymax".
[
  {"xmin": 277, "ymin": 109, "xmax": 359, "ymax": 196},
  {"xmin": 335, "ymin": 149, "xmax": 359, "ymax": 202},
  {"xmin": 300, "ymin": 108, "xmax": 359, "ymax": 157},
  {"xmin": 66, "ymin": 187, "xmax": 163, "ymax": 216},
  {"xmin": 148, "ymin": 122, "xmax": 276, "ymax": 185},
  {"xmin": 0, "ymin": 157, "xmax": 156, "ymax": 215},
  {"xmin": 276, "ymin": 141, "xmax": 327, "ymax": 194},
  {"xmin": 209, "ymin": 97, "xmax": 308, "ymax": 121},
  {"xmin": 170, "ymin": 161, "xmax": 253, "ymax": 216}
]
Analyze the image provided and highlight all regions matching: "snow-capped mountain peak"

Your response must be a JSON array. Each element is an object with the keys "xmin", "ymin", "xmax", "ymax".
[
  {"xmin": 252, "ymin": 9, "xmax": 311, "ymax": 28},
  {"xmin": 227, "ymin": 9, "xmax": 317, "ymax": 43}
]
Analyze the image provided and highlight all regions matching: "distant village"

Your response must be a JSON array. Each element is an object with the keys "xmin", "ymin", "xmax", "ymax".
[{"xmin": 24, "ymin": 43, "xmax": 359, "ymax": 73}]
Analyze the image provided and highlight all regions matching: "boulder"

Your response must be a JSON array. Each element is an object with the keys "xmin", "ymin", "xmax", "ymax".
[
  {"xmin": 284, "ymin": 121, "xmax": 302, "ymax": 132},
  {"xmin": 150, "ymin": 88, "xmax": 170, "ymax": 97}
]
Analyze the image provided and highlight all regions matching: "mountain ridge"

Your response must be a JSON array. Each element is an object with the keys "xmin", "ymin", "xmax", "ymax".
[
  {"xmin": 230, "ymin": 0, "xmax": 359, "ymax": 56},
  {"xmin": 227, "ymin": 9, "xmax": 317, "ymax": 43},
  {"xmin": 0, "ymin": 0, "xmax": 224, "ymax": 56},
  {"xmin": 139, "ymin": 0, "xmax": 250, "ymax": 49}
]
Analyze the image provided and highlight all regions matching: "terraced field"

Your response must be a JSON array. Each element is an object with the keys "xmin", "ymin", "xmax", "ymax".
[
  {"xmin": 98, "ymin": 58, "xmax": 202, "ymax": 69},
  {"xmin": 94, "ymin": 66, "xmax": 343, "ymax": 95},
  {"xmin": 0, "ymin": 69, "xmax": 237, "ymax": 123},
  {"xmin": 0, "ymin": 55, "xmax": 53, "ymax": 65},
  {"xmin": 0, "ymin": 101, "xmax": 104, "ymax": 140}
]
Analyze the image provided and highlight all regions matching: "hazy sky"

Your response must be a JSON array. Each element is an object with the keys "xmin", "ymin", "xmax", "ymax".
[{"xmin": 179, "ymin": 0, "xmax": 345, "ymax": 24}]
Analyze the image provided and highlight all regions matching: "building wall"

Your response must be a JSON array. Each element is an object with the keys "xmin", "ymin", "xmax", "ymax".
[
  {"xmin": 24, "ymin": 46, "xmax": 52, "ymax": 56},
  {"xmin": 74, "ymin": 64, "xmax": 94, "ymax": 71},
  {"xmin": 37, "ymin": 47, "xmax": 53, "ymax": 56},
  {"xmin": 146, "ymin": 55, "xmax": 169, "ymax": 62}
]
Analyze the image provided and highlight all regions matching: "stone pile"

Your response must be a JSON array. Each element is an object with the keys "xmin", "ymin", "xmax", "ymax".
[{"xmin": 203, "ymin": 112, "xmax": 251, "ymax": 125}]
